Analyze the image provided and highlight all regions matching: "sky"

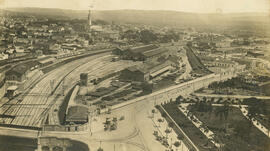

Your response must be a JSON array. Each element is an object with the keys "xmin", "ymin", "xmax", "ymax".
[{"xmin": 1, "ymin": 0, "xmax": 269, "ymax": 13}]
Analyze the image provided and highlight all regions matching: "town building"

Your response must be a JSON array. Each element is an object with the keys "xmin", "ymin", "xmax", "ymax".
[
  {"xmin": 37, "ymin": 56, "xmax": 56, "ymax": 67},
  {"xmin": 0, "ymin": 53, "xmax": 8, "ymax": 60},
  {"xmin": 119, "ymin": 45, "xmax": 168, "ymax": 61},
  {"xmin": 5, "ymin": 61, "xmax": 40, "ymax": 88},
  {"xmin": 120, "ymin": 60, "xmax": 174, "ymax": 82},
  {"xmin": 120, "ymin": 66, "xmax": 149, "ymax": 82},
  {"xmin": 66, "ymin": 106, "xmax": 88, "ymax": 124},
  {"xmin": 246, "ymin": 51, "xmax": 264, "ymax": 58}
]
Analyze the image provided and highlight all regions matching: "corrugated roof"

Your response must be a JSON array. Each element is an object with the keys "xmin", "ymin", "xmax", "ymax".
[
  {"xmin": 125, "ymin": 61, "xmax": 173, "ymax": 75},
  {"xmin": 129, "ymin": 45, "xmax": 159, "ymax": 54},
  {"xmin": 142, "ymin": 48, "xmax": 167, "ymax": 57},
  {"xmin": 126, "ymin": 65, "xmax": 149, "ymax": 74},
  {"xmin": 149, "ymin": 61, "xmax": 172, "ymax": 74}
]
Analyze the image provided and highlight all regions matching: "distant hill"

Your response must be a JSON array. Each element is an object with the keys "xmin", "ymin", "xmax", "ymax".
[{"xmin": 3, "ymin": 7, "xmax": 270, "ymax": 35}]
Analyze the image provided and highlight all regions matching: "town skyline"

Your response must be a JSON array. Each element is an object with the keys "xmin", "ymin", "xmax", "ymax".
[{"xmin": 1, "ymin": 0, "xmax": 269, "ymax": 13}]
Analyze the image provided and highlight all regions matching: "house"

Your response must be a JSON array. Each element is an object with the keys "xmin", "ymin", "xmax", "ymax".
[
  {"xmin": 49, "ymin": 43, "xmax": 61, "ymax": 52},
  {"xmin": 14, "ymin": 38, "xmax": 30, "ymax": 44},
  {"xmin": 215, "ymin": 41, "xmax": 231, "ymax": 48},
  {"xmin": 35, "ymin": 50, "xmax": 43, "ymax": 56},
  {"xmin": 14, "ymin": 46, "xmax": 25, "ymax": 53},
  {"xmin": 0, "ymin": 53, "xmax": 8, "ymax": 60},
  {"xmin": 246, "ymin": 51, "xmax": 264, "ymax": 58},
  {"xmin": 6, "ymin": 48, "xmax": 15, "ymax": 54}
]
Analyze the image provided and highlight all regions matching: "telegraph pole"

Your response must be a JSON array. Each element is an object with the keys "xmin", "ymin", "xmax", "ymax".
[
  {"xmin": 50, "ymin": 79, "xmax": 55, "ymax": 95},
  {"xmin": 62, "ymin": 78, "xmax": 65, "ymax": 96}
]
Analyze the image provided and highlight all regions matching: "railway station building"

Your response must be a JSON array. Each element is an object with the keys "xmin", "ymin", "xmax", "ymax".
[
  {"xmin": 5, "ymin": 61, "xmax": 40, "ymax": 89},
  {"xmin": 119, "ymin": 60, "xmax": 174, "ymax": 82},
  {"xmin": 117, "ymin": 44, "xmax": 168, "ymax": 61}
]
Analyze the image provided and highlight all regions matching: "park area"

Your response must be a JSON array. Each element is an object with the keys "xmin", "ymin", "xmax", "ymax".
[
  {"xmin": 186, "ymin": 100, "xmax": 270, "ymax": 151},
  {"xmin": 159, "ymin": 96, "xmax": 270, "ymax": 151},
  {"xmin": 158, "ymin": 102, "xmax": 217, "ymax": 151}
]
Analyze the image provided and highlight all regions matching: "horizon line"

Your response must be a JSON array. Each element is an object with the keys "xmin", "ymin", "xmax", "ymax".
[{"xmin": 2, "ymin": 6, "xmax": 269, "ymax": 14}]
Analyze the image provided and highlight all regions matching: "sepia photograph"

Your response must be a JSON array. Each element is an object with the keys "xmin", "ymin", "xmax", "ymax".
[{"xmin": 0, "ymin": 0, "xmax": 269, "ymax": 151}]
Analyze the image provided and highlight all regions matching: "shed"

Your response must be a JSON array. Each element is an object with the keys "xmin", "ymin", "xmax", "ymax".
[{"xmin": 66, "ymin": 106, "xmax": 88, "ymax": 124}]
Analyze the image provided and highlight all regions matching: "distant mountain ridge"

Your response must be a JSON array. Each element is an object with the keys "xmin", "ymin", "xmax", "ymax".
[{"xmin": 2, "ymin": 7, "xmax": 270, "ymax": 34}]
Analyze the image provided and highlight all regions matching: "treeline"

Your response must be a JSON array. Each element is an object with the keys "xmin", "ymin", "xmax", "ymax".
[{"xmin": 208, "ymin": 77, "xmax": 258, "ymax": 91}]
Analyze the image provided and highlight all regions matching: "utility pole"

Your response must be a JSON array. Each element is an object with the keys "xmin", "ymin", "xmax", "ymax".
[
  {"xmin": 50, "ymin": 79, "xmax": 55, "ymax": 95},
  {"xmin": 62, "ymin": 78, "xmax": 65, "ymax": 96},
  {"xmin": 88, "ymin": 111, "xmax": 92, "ymax": 136}
]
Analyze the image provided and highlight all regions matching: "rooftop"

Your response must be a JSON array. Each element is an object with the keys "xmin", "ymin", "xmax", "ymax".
[
  {"xmin": 126, "ymin": 60, "xmax": 173, "ymax": 74},
  {"xmin": 129, "ymin": 44, "xmax": 159, "ymax": 54},
  {"xmin": 38, "ymin": 57, "xmax": 56, "ymax": 64},
  {"xmin": 6, "ymin": 61, "xmax": 39, "ymax": 77},
  {"xmin": 66, "ymin": 106, "xmax": 88, "ymax": 122},
  {"xmin": 142, "ymin": 47, "xmax": 167, "ymax": 57},
  {"xmin": 7, "ymin": 85, "xmax": 18, "ymax": 91}
]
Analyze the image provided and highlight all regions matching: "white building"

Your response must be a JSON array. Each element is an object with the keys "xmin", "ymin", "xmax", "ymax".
[{"xmin": 0, "ymin": 53, "xmax": 8, "ymax": 60}]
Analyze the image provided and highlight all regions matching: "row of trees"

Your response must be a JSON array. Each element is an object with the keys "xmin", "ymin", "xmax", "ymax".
[{"xmin": 208, "ymin": 77, "xmax": 259, "ymax": 92}]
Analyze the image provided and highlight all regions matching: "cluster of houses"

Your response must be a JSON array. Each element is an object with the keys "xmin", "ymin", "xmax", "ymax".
[{"xmin": 0, "ymin": 14, "xmax": 122, "ymax": 61}]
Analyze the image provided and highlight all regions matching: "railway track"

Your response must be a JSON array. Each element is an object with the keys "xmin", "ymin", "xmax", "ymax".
[{"xmin": 1, "ymin": 53, "xmax": 110, "ymax": 127}]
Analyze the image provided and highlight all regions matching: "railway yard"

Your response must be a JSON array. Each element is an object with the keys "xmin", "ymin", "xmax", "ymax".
[{"xmin": 0, "ymin": 52, "xmax": 139, "ymax": 128}]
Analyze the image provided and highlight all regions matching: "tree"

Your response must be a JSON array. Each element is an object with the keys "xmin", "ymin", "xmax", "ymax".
[
  {"xmin": 161, "ymin": 113, "xmax": 166, "ymax": 118},
  {"xmin": 176, "ymin": 95, "xmax": 183, "ymax": 104},
  {"xmin": 177, "ymin": 134, "xmax": 184, "ymax": 151},
  {"xmin": 151, "ymin": 109, "xmax": 156, "ymax": 118},
  {"xmin": 97, "ymin": 148, "xmax": 104, "ymax": 151},
  {"xmin": 214, "ymin": 102, "xmax": 230, "ymax": 132},
  {"xmin": 234, "ymin": 121, "xmax": 251, "ymax": 140},
  {"xmin": 140, "ymin": 29, "xmax": 157, "ymax": 44},
  {"xmin": 174, "ymin": 141, "xmax": 181, "ymax": 151},
  {"xmin": 168, "ymin": 122, "xmax": 174, "ymax": 131},
  {"xmin": 157, "ymin": 118, "xmax": 163, "ymax": 127},
  {"xmin": 165, "ymin": 128, "xmax": 171, "ymax": 139},
  {"xmin": 177, "ymin": 134, "xmax": 184, "ymax": 141}
]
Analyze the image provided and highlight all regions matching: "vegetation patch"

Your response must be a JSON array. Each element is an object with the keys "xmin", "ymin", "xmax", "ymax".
[{"xmin": 188, "ymin": 99, "xmax": 270, "ymax": 151}]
